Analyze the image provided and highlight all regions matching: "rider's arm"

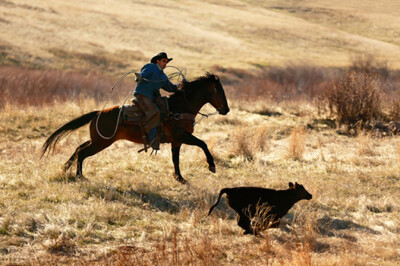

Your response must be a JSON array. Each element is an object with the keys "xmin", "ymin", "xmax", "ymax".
[{"xmin": 162, "ymin": 78, "xmax": 178, "ymax": 93}]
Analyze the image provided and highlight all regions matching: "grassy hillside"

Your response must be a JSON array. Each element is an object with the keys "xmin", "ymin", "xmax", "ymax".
[{"xmin": 1, "ymin": 0, "xmax": 400, "ymax": 77}]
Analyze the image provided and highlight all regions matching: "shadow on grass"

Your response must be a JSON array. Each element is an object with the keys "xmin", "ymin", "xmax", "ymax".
[
  {"xmin": 48, "ymin": 172, "xmax": 232, "ymax": 215},
  {"xmin": 48, "ymin": 172, "xmax": 79, "ymax": 183},
  {"xmin": 279, "ymin": 214, "xmax": 380, "ymax": 244},
  {"xmin": 316, "ymin": 216, "xmax": 379, "ymax": 236},
  {"xmin": 79, "ymin": 181, "xmax": 181, "ymax": 213}
]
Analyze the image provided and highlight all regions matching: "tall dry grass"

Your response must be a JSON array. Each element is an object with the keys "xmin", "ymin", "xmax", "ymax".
[
  {"xmin": 229, "ymin": 125, "xmax": 270, "ymax": 161},
  {"xmin": 397, "ymin": 142, "xmax": 400, "ymax": 166},
  {"xmin": 356, "ymin": 131, "xmax": 376, "ymax": 156},
  {"xmin": 287, "ymin": 127, "xmax": 306, "ymax": 160}
]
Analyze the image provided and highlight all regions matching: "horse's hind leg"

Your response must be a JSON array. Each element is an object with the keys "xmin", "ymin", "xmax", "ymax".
[
  {"xmin": 63, "ymin": 141, "xmax": 91, "ymax": 172},
  {"xmin": 76, "ymin": 140, "xmax": 113, "ymax": 179}
]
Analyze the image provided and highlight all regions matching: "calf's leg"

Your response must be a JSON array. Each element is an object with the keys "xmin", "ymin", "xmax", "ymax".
[{"xmin": 236, "ymin": 212, "xmax": 253, "ymax": 235}]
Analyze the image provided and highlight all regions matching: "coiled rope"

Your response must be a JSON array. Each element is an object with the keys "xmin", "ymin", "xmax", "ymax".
[{"xmin": 95, "ymin": 66, "xmax": 186, "ymax": 139}]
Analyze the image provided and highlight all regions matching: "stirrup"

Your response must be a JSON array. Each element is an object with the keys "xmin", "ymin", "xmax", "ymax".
[
  {"xmin": 137, "ymin": 139, "xmax": 159, "ymax": 154},
  {"xmin": 149, "ymin": 139, "xmax": 160, "ymax": 156},
  {"xmin": 137, "ymin": 132, "xmax": 150, "ymax": 153},
  {"xmin": 150, "ymin": 149, "xmax": 158, "ymax": 156},
  {"xmin": 150, "ymin": 138, "xmax": 160, "ymax": 150},
  {"xmin": 137, "ymin": 145, "xmax": 148, "ymax": 153},
  {"xmin": 137, "ymin": 141, "xmax": 150, "ymax": 153}
]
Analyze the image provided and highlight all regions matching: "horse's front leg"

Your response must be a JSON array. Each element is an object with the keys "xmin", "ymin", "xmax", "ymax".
[
  {"xmin": 176, "ymin": 131, "xmax": 216, "ymax": 173},
  {"xmin": 171, "ymin": 143, "xmax": 188, "ymax": 184}
]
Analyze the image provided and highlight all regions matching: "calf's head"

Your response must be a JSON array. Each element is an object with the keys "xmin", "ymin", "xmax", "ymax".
[{"xmin": 289, "ymin": 182, "xmax": 312, "ymax": 200}]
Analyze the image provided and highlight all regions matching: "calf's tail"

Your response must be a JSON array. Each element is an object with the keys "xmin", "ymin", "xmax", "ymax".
[{"xmin": 208, "ymin": 188, "xmax": 229, "ymax": 215}]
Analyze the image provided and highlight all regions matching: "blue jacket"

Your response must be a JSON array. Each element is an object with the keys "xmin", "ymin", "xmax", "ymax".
[{"xmin": 134, "ymin": 63, "xmax": 178, "ymax": 100}]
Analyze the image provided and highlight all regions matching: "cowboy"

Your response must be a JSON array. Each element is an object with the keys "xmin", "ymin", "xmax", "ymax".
[{"xmin": 133, "ymin": 52, "xmax": 182, "ymax": 151}]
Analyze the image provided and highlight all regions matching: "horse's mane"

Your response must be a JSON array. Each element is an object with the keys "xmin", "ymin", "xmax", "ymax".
[
  {"xmin": 173, "ymin": 72, "xmax": 215, "ymax": 97},
  {"xmin": 191, "ymin": 72, "xmax": 215, "ymax": 83}
]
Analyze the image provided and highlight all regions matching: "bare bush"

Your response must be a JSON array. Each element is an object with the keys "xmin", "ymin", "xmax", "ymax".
[
  {"xmin": 388, "ymin": 99, "xmax": 400, "ymax": 121},
  {"xmin": 349, "ymin": 54, "xmax": 389, "ymax": 80},
  {"xmin": 321, "ymin": 71, "xmax": 382, "ymax": 128}
]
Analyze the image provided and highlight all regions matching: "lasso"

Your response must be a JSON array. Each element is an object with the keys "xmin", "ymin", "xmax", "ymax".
[{"xmin": 95, "ymin": 66, "xmax": 186, "ymax": 140}]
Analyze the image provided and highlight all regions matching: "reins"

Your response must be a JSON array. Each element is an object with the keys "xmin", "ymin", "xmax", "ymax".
[{"xmin": 193, "ymin": 111, "xmax": 218, "ymax": 126}]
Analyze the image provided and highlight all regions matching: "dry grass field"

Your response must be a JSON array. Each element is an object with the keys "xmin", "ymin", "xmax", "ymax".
[
  {"xmin": 1, "ymin": 0, "xmax": 400, "ymax": 265},
  {"xmin": 1, "ymin": 96, "xmax": 400, "ymax": 264}
]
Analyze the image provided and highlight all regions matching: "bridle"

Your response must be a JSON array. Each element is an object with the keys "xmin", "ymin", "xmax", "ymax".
[
  {"xmin": 210, "ymin": 81, "xmax": 226, "ymax": 114},
  {"xmin": 183, "ymin": 78, "xmax": 225, "ymax": 114},
  {"xmin": 178, "ymin": 78, "xmax": 225, "ymax": 125}
]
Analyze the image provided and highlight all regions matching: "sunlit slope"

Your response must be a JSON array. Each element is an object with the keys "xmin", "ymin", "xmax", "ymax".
[
  {"xmin": 0, "ymin": 0, "xmax": 399, "ymax": 75},
  {"xmin": 254, "ymin": 0, "xmax": 400, "ymax": 47}
]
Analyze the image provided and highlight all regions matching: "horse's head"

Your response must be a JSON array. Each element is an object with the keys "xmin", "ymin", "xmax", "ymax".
[
  {"xmin": 177, "ymin": 73, "xmax": 230, "ymax": 115},
  {"xmin": 206, "ymin": 73, "xmax": 230, "ymax": 115}
]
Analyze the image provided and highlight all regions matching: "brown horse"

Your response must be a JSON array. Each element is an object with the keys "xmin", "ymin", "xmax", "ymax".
[{"xmin": 41, "ymin": 73, "xmax": 229, "ymax": 184}]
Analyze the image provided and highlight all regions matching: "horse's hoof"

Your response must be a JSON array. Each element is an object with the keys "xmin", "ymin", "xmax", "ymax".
[
  {"xmin": 77, "ymin": 174, "xmax": 88, "ymax": 181},
  {"xmin": 174, "ymin": 174, "xmax": 188, "ymax": 185},
  {"xmin": 209, "ymin": 166, "xmax": 216, "ymax": 173},
  {"xmin": 63, "ymin": 163, "xmax": 71, "ymax": 172}
]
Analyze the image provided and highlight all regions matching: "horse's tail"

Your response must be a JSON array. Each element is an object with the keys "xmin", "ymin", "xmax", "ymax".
[
  {"xmin": 208, "ymin": 188, "xmax": 229, "ymax": 216},
  {"xmin": 41, "ymin": 111, "xmax": 99, "ymax": 157}
]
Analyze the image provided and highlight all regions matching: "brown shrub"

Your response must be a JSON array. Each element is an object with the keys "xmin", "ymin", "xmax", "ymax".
[
  {"xmin": 349, "ymin": 54, "xmax": 389, "ymax": 80},
  {"xmin": 388, "ymin": 99, "xmax": 400, "ymax": 121},
  {"xmin": 321, "ymin": 70, "xmax": 383, "ymax": 128}
]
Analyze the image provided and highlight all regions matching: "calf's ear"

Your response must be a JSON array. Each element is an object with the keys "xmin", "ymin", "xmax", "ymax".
[{"xmin": 289, "ymin": 182, "xmax": 294, "ymax": 188}]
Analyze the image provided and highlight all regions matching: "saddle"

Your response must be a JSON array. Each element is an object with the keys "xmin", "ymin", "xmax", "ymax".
[
  {"xmin": 121, "ymin": 103, "xmax": 145, "ymax": 123},
  {"xmin": 121, "ymin": 96, "xmax": 169, "ymax": 152}
]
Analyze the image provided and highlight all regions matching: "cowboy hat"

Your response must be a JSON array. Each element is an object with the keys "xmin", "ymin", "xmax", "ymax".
[{"xmin": 150, "ymin": 52, "xmax": 173, "ymax": 64}]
